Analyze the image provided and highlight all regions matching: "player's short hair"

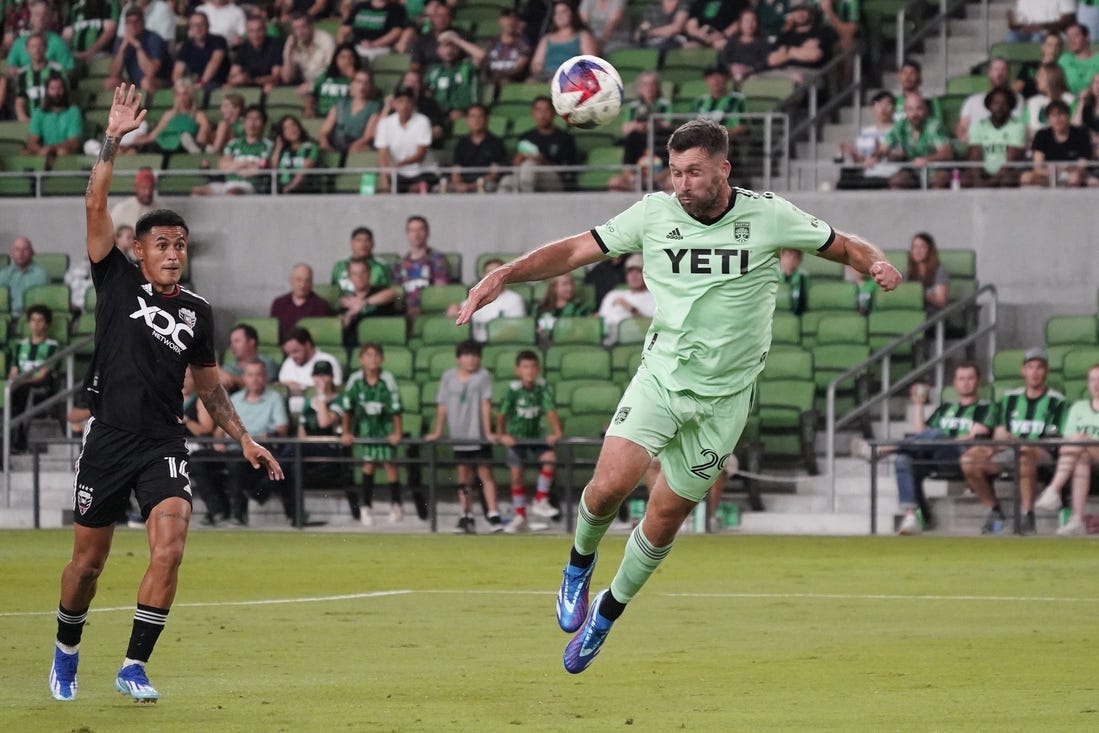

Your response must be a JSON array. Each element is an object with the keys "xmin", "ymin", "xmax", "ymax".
[
  {"xmin": 284, "ymin": 327, "xmax": 313, "ymax": 346},
  {"xmin": 667, "ymin": 119, "xmax": 729, "ymax": 160},
  {"xmin": 351, "ymin": 226, "xmax": 373, "ymax": 240},
  {"xmin": 360, "ymin": 341, "xmax": 384, "ymax": 357},
  {"xmin": 954, "ymin": 360, "xmax": 982, "ymax": 380},
  {"xmin": 231, "ymin": 323, "xmax": 259, "ymax": 343},
  {"xmin": 25, "ymin": 303, "xmax": 52, "ymax": 324},
  {"xmin": 456, "ymin": 339, "xmax": 482, "ymax": 358},
  {"xmin": 515, "ymin": 350, "xmax": 540, "ymax": 366},
  {"xmin": 406, "ymin": 215, "xmax": 429, "ymax": 232},
  {"xmin": 136, "ymin": 209, "xmax": 189, "ymax": 239}
]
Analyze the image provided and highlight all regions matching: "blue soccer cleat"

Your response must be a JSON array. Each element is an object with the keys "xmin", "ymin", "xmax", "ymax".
[
  {"xmin": 563, "ymin": 589, "xmax": 615, "ymax": 674},
  {"xmin": 556, "ymin": 553, "xmax": 597, "ymax": 632},
  {"xmin": 115, "ymin": 663, "xmax": 159, "ymax": 702},
  {"xmin": 49, "ymin": 645, "xmax": 79, "ymax": 701}
]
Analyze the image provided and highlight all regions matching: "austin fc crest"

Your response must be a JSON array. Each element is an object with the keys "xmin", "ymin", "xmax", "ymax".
[
  {"xmin": 613, "ymin": 406, "xmax": 631, "ymax": 425},
  {"xmin": 178, "ymin": 308, "xmax": 197, "ymax": 329},
  {"xmin": 734, "ymin": 222, "xmax": 750, "ymax": 243}
]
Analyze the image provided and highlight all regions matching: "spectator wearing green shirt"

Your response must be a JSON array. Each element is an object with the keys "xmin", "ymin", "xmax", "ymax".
[
  {"xmin": 5, "ymin": 0, "xmax": 75, "ymax": 71},
  {"xmin": 193, "ymin": 104, "xmax": 274, "ymax": 194},
  {"xmin": 0, "ymin": 236, "xmax": 50, "ymax": 315},
  {"xmin": 63, "ymin": 0, "xmax": 121, "ymax": 62},
  {"xmin": 879, "ymin": 91, "xmax": 953, "ymax": 189},
  {"xmin": 338, "ymin": 256, "xmax": 399, "ymax": 345},
  {"xmin": 6, "ymin": 303, "xmax": 59, "ymax": 452},
  {"xmin": 1058, "ymin": 22, "xmax": 1099, "ymax": 93},
  {"xmin": 304, "ymin": 42, "xmax": 361, "ymax": 118},
  {"xmin": 693, "ymin": 65, "xmax": 747, "ymax": 139},
  {"xmin": 24, "ymin": 75, "xmax": 82, "ymax": 158},
  {"xmin": 893, "ymin": 60, "xmax": 942, "ymax": 124},
  {"xmin": 424, "ymin": 31, "xmax": 483, "ymax": 121},
  {"xmin": 12, "ymin": 33, "xmax": 67, "ymax": 122},
  {"xmin": 271, "ymin": 114, "xmax": 319, "ymax": 193},
  {"xmin": 778, "ymin": 248, "xmax": 808, "ymax": 315},
  {"xmin": 966, "ymin": 87, "xmax": 1026, "ymax": 187}
]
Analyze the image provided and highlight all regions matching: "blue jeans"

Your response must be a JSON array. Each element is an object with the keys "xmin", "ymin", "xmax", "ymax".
[{"xmin": 893, "ymin": 429, "xmax": 963, "ymax": 513}]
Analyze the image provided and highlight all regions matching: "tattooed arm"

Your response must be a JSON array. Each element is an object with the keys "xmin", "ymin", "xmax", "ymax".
[
  {"xmin": 192, "ymin": 364, "xmax": 285, "ymax": 479},
  {"xmin": 87, "ymin": 85, "xmax": 147, "ymax": 264}
]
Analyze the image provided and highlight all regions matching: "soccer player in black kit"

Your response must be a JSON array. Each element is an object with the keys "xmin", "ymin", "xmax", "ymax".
[{"xmin": 49, "ymin": 85, "xmax": 285, "ymax": 703}]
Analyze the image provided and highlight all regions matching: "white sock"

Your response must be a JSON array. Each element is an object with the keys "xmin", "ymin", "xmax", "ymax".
[
  {"xmin": 56, "ymin": 641, "xmax": 78, "ymax": 655},
  {"xmin": 122, "ymin": 657, "xmax": 145, "ymax": 669}
]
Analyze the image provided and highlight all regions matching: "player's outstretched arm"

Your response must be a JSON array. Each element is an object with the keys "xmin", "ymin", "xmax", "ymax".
[
  {"xmin": 86, "ymin": 84, "xmax": 147, "ymax": 264},
  {"xmin": 819, "ymin": 229, "xmax": 902, "ymax": 291},
  {"xmin": 192, "ymin": 365, "xmax": 285, "ymax": 480},
  {"xmin": 456, "ymin": 232, "xmax": 605, "ymax": 325}
]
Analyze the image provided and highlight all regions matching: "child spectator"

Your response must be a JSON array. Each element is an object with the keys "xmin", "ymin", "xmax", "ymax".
[
  {"xmin": 424, "ymin": 340, "xmax": 503, "ymax": 534},
  {"xmin": 535, "ymin": 273, "xmax": 593, "ymax": 340},
  {"xmin": 1035, "ymin": 364, "xmax": 1099, "ymax": 535},
  {"xmin": 6, "ymin": 303, "xmax": 58, "ymax": 453},
  {"xmin": 1022, "ymin": 99, "xmax": 1098, "ymax": 186},
  {"xmin": 778, "ymin": 248, "xmax": 808, "ymax": 315},
  {"xmin": 297, "ymin": 360, "xmax": 354, "ymax": 518},
  {"xmin": 496, "ymin": 350, "xmax": 563, "ymax": 534},
  {"xmin": 340, "ymin": 342, "xmax": 404, "ymax": 527}
]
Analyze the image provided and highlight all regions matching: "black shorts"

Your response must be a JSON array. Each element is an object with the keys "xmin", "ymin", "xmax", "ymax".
[
  {"xmin": 73, "ymin": 418, "xmax": 193, "ymax": 528},
  {"xmin": 453, "ymin": 445, "xmax": 493, "ymax": 465},
  {"xmin": 506, "ymin": 444, "xmax": 552, "ymax": 469}
]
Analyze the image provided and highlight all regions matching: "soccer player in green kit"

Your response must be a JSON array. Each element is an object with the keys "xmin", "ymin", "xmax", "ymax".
[{"xmin": 457, "ymin": 118, "xmax": 903, "ymax": 673}]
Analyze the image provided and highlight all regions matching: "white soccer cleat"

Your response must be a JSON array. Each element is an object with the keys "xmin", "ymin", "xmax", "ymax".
[
  {"xmin": 531, "ymin": 498, "xmax": 561, "ymax": 519},
  {"xmin": 897, "ymin": 512, "xmax": 921, "ymax": 535},
  {"xmin": 1034, "ymin": 485, "xmax": 1063, "ymax": 514},
  {"xmin": 503, "ymin": 515, "xmax": 529, "ymax": 534},
  {"xmin": 360, "ymin": 508, "xmax": 374, "ymax": 528},
  {"xmin": 389, "ymin": 503, "xmax": 403, "ymax": 523}
]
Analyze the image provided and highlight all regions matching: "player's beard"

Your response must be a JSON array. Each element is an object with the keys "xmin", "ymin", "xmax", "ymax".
[{"xmin": 678, "ymin": 173, "xmax": 726, "ymax": 220}]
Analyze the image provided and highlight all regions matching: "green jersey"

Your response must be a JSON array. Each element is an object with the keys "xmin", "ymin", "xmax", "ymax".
[
  {"xmin": 224, "ymin": 136, "xmax": 274, "ymax": 182},
  {"xmin": 1058, "ymin": 51, "xmax": 1099, "ymax": 94},
  {"xmin": 277, "ymin": 140, "xmax": 319, "ymax": 186},
  {"xmin": 926, "ymin": 400, "xmax": 998, "ymax": 438},
  {"xmin": 500, "ymin": 379, "xmax": 556, "ymax": 439},
  {"xmin": 340, "ymin": 369, "xmax": 401, "ymax": 438},
  {"xmin": 10, "ymin": 337, "xmax": 59, "ymax": 379},
  {"xmin": 424, "ymin": 59, "xmax": 480, "ymax": 113},
  {"xmin": 591, "ymin": 190, "xmax": 835, "ymax": 395},
  {"xmin": 884, "ymin": 116, "xmax": 950, "ymax": 160},
  {"xmin": 968, "ymin": 117, "xmax": 1025, "ymax": 174},
  {"xmin": 312, "ymin": 73, "xmax": 350, "ymax": 117},
  {"xmin": 779, "ymin": 269, "xmax": 807, "ymax": 314},
  {"xmin": 68, "ymin": 0, "xmax": 120, "ymax": 53},
  {"xmin": 693, "ymin": 93, "xmax": 745, "ymax": 127},
  {"xmin": 300, "ymin": 393, "xmax": 342, "ymax": 436},
  {"xmin": 1061, "ymin": 400, "xmax": 1099, "ymax": 438},
  {"xmin": 998, "ymin": 387, "xmax": 1065, "ymax": 439},
  {"xmin": 331, "ymin": 256, "xmax": 392, "ymax": 295}
]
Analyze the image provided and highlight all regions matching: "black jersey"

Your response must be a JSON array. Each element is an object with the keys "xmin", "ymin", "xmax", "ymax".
[{"xmin": 84, "ymin": 247, "xmax": 217, "ymax": 438}]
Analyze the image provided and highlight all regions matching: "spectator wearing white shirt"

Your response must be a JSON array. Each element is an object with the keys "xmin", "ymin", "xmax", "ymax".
[
  {"xmin": 598, "ymin": 254, "xmax": 655, "ymax": 345},
  {"xmin": 119, "ymin": 0, "xmax": 177, "ymax": 43},
  {"xmin": 281, "ymin": 12, "xmax": 335, "ymax": 89},
  {"xmin": 1006, "ymin": 0, "xmax": 1075, "ymax": 42},
  {"xmin": 955, "ymin": 57, "xmax": 1025, "ymax": 143},
  {"xmin": 278, "ymin": 326, "xmax": 344, "ymax": 414},
  {"xmin": 375, "ymin": 86, "xmax": 440, "ymax": 193},
  {"xmin": 196, "ymin": 0, "xmax": 248, "ymax": 46},
  {"xmin": 447, "ymin": 259, "xmax": 528, "ymax": 341}
]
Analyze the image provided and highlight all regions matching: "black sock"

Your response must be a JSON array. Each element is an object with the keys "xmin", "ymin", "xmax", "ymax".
[
  {"xmin": 360, "ymin": 473, "xmax": 375, "ymax": 508},
  {"xmin": 569, "ymin": 548, "xmax": 595, "ymax": 569},
  {"xmin": 125, "ymin": 604, "xmax": 169, "ymax": 663},
  {"xmin": 56, "ymin": 604, "xmax": 88, "ymax": 647},
  {"xmin": 411, "ymin": 490, "xmax": 429, "ymax": 520},
  {"xmin": 992, "ymin": 503, "xmax": 1003, "ymax": 515},
  {"xmin": 598, "ymin": 589, "xmax": 626, "ymax": 621},
  {"xmin": 388, "ymin": 482, "xmax": 401, "ymax": 505}
]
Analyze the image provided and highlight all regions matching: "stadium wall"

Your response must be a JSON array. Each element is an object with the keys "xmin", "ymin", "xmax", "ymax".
[{"xmin": 3, "ymin": 189, "xmax": 1093, "ymax": 349}]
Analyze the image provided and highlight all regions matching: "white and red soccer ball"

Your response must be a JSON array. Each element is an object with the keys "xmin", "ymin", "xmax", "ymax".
[{"xmin": 550, "ymin": 55, "xmax": 624, "ymax": 129}]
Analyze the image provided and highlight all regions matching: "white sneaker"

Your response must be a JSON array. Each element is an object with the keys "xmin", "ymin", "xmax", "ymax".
[
  {"xmin": 531, "ymin": 498, "xmax": 560, "ymax": 519},
  {"xmin": 360, "ymin": 508, "xmax": 374, "ymax": 528},
  {"xmin": 389, "ymin": 503, "xmax": 403, "ymax": 523},
  {"xmin": 1035, "ymin": 485, "xmax": 1063, "ymax": 514},
  {"xmin": 528, "ymin": 520, "xmax": 550, "ymax": 532},
  {"xmin": 897, "ymin": 512, "xmax": 921, "ymax": 535},
  {"xmin": 1057, "ymin": 515, "xmax": 1086, "ymax": 536},
  {"xmin": 849, "ymin": 436, "xmax": 872, "ymax": 461},
  {"xmin": 503, "ymin": 515, "xmax": 529, "ymax": 534}
]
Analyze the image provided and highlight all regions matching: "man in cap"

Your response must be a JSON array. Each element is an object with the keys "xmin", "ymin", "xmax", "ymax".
[{"xmin": 597, "ymin": 253, "xmax": 654, "ymax": 345}]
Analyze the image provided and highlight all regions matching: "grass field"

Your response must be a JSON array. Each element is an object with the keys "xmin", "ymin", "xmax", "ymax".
[{"xmin": 2, "ymin": 530, "xmax": 1097, "ymax": 732}]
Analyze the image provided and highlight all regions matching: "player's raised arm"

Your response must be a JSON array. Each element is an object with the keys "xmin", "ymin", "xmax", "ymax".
[
  {"xmin": 457, "ymin": 232, "xmax": 606, "ymax": 325},
  {"xmin": 191, "ymin": 364, "xmax": 285, "ymax": 480},
  {"xmin": 819, "ymin": 229, "xmax": 903, "ymax": 291},
  {"xmin": 86, "ymin": 85, "xmax": 146, "ymax": 264}
]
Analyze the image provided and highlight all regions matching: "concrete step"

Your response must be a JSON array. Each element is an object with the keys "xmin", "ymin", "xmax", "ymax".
[{"xmin": 738, "ymin": 510, "xmax": 890, "ymax": 535}]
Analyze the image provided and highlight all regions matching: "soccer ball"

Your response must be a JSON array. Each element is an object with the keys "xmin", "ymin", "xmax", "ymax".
[{"xmin": 550, "ymin": 55, "xmax": 624, "ymax": 129}]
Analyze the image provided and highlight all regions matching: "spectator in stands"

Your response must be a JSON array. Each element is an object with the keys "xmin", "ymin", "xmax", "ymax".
[
  {"xmin": 1006, "ymin": 0, "xmax": 1074, "ymax": 42},
  {"xmin": 304, "ymin": 42, "xmax": 360, "ymax": 118},
  {"xmin": 1015, "ymin": 31, "xmax": 1063, "ymax": 97},
  {"xmin": 115, "ymin": 224, "xmax": 138, "ymax": 263},
  {"xmin": 129, "ymin": 78, "xmax": 211, "ymax": 154},
  {"xmin": 318, "ymin": 69, "xmax": 382, "ymax": 154},
  {"xmin": 5, "ymin": 1, "xmax": 74, "ymax": 72},
  {"xmin": 836, "ymin": 89, "xmax": 899, "ymax": 189},
  {"xmin": 425, "ymin": 31, "xmax": 484, "ymax": 121},
  {"xmin": 332, "ymin": 226, "xmax": 382, "ymax": 293},
  {"xmin": 392, "ymin": 214, "xmax": 452, "ymax": 316},
  {"xmin": 195, "ymin": 0, "xmax": 247, "ymax": 46},
  {"xmin": 501, "ymin": 95, "xmax": 579, "ymax": 192},
  {"xmin": 295, "ymin": 359, "xmax": 352, "ymax": 517},
  {"xmin": 425, "ymin": 339, "xmax": 503, "ymax": 534},
  {"xmin": 1071, "ymin": 70, "xmax": 1099, "ymax": 147},
  {"xmin": 174, "ymin": 11, "xmax": 231, "ymax": 92},
  {"xmin": 338, "ymin": 0, "xmax": 409, "ymax": 61},
  {"xmin": 339, "ymin": 256, "xmax": 399, "ymax": 344},
  {"xmin": 391, "ymin": 67, "xmax": 446, "ymax": 143},
  {"xmin": 955, "ymin": 57, "xmax": 1024, "ymax": 143},
  {"xmin": 121, "ymin": 0, "xmax": 177, "ymax": 44},
  {"xmin": 1021, "ymin": 99, "xmax": 1098, "ymax": 185},
  {"xmin": 778, "ymin": 248, "xmax": 808, "ymax": 315},
  {"xmin": 219, "ymin": 322, "xmax": 280, "ymax": 391},
  {"xmin": 693, "ymin": 65, "xmax": 747, "ymax": 138},
  {"xmin": 893, "ymin": 59, "xmax": 941, "ymax": 124},
  {"xmin": 817, "ymin": 0, "xmax": 858, "ymax": 61},
  {"xmin": 536, "ymin": 273, "xmax": 593, "ymax": 340},
  {"xmin": 878, "ymin": 92, "xmax": 953, "ymax": 189},
  {"xmin": 446, "ymin": 258, "xmax": 526, "ymax": 342},
  {"xmin": 208, "ymin": 91, "xmax": 244, "ymax": 153},
  {"xmin": 193, "ymin": 104, "xmax": 274, "ymax": 195},
  {"xmin": 280, "ymin": 327, "xmax": 345, "ymax": 414},
  {"xmin": 766, "ymin": 1, "xmax": 832, "ymax": 82},
  {"xmin": 11, "ymin": 33, "xmax": 66, "ymax": 122},
  {"xmin": 408, "ymin": 0, "xmax": 462, "ymax": 70},
  {"xmin": 1035, "ymin": 363, "xmax": 1099, "ymax": 535},
  {"xmin": 270, "ymin": 263, "xmax": 333, "ymax": 343},
  {"xmin": 585, "ymin": 253, "xmax": 626, "ymax": 306},
  {"xmin": 484, "ymin": 7, "xmax": 533, "ymax": 85},
  {"xmin": 281, "ymin": 11, "xmax": 335, "ymax": 91},
  {"xmin": 110, "ymin": 167, "xmax": 157, "ymax": 230},
  {"xmin": 64, "ymin": 0, "xmax": 119, "ymax": 62},
  {"xmin": 23, "ymin": 75, "xmax": 82, "ymax": 158},
  {"xmin": 340, "ymin": 342, "xmax": 404, "ymax": 527},
  {"xmin": 5, "ymin": 303, "xmax": 58, "ymax": 453},
  {"xmin": 375, "ymin": 86, "xmax": 440, "ymax": 193},
  {"xmin": 599, "ymin": 253, "xmax": 655, "ymax": 345},
  {"xmin": 620, "ymin": 70, "xmax": 674, "ymax": 167},
  {"xmin": 529, "ymin": 0, "xmax": 597, "ymax": 81},
  {"xmin": 1059, "ymin": 22, "xmax": 1099, "ymax": 93},
  {"xmin": 277, "ymin": 0, "xmax": 329, "ymax": 22},
  {"xmin": 966, "ymin": 87, "xmax": 1026, "ymax": 188},
  {"xmin": 634, "ymin": 0, "xmax": 688, "ymax": 52},
  {"xmin": 717, "ymin": 8, "xmax": 771, "ymax": 83},
  {"xmin": 905, "ymin": 231, "xmax": 949, "ymax": 312},
  {"xmin": 962, "ymin": 348, "xmax": 1065, "ymax": 534},
  {"xmin": 105, "ymin": 7, "xmax": 171, "ymax": 92},
  {"xmin": 0, "ymin": 236, "xmax": 49, "ymax": 315},
  {"xmin": 448, "ymin": 104, "xmax": 509, "ymax": 192},
  {"xmin": 272, "ymin": 114, "xmax": 320, "ymax": 193},
  {"xmin": 1, "ymin": 0, "xmax": 31, "ymax": 53},
  {"xmin": 179, "ymin": 367, "xmax": 223, "ymax": 526},
  {"xmin": 755, "ymin": 0, "xmax": 793, "ymax": 38},
  {"xmin": 683, "ymin": 0, "xmax": 744, "ymax": 48},
  {"xmin": 580, "ymin": 0, "xmax": 628, "ymax": 53},
  {"xmin": 227, "ymin": 16, "xmax": 283, "ymax": 92},
  {"xmin": 1025, "ymin": 62, "xmax": 1075, "ymax": 140}
]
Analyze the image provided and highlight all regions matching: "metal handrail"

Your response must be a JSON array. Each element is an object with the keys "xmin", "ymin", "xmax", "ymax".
[
  {"xmin": 897, "ymin": 0, "xmax": 969, "ymax": 84},
  {"xmin": 824, "ymin": 283, "xmax": 999, "ymax": 508}
]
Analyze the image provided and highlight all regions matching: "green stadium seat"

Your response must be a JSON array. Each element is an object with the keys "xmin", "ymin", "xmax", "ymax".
[
  {"xmin": 553, "ymin": 378, "xmax": 611, "ymax": 407},
  {"xmin": 294, "ymin": 316, "xmax": 343, "ymax": 347},
  {"xmin": 379, "ymin": 345, "xmax": 414, "ymax": 380},
  {"xmin": 1062, "ymin": 348, "xmax": 1099, "ymax": 380},
  {"xmin": 414, "ymin": 343, "xmax": 458, "ymax": 380},
  {"xmin": 568, "ymin": 384, "xmax": 622, "ymax": 415},
  {"xmin": 756, "ymin": 347, "xmax": 818, "ymax": 473},
  {"xmin": 358, "ymin": 316, "xmax": 408, "ymax": 346},
  {"xmin": 545, "ymin": 343, "xmax": 605, "ymax": 375},
  {"xmin": 496, "ymin": 81, "xmax": 547, "ymax": 104},
  {"xmin": 615, "ymin": 316, "xmax": 650, "ymax": 345},
  {"xmin": 206, "ymin": 87, "xmax": 262, "ymax": 111},
  {"xmin": 577, "ymin": 145, "xmax": 622, "ymax": 191},
  {"xmin": 771, "ymin": 311, "xmax": 801, "ymax": 346},
  {"xmin": 23, "ymin": 283, "xmax": 70, "ymax": 312},
  {"xmin": 15, "ymin": 311, "xmax": 71, "ymax": 343},
  {"xmin": 234, "ymin": 317, "xmax": 280, "ymax": 347},
  {"xmin": 420, "ymin": 315, "xmax": 470, "ymax": 345},
  {"xmin": 399, "ymin": 380, "xmax": 422, "ymax": 414},
  {"xmin": 484, "ymin": 316, "xmax": 535, "ymax": 344},
  {"xmin": 740, "ymin": 76, "xmax": 797, "ymax": 101},
  {"xmin": 551, "ymin": 317, "xmax": 602, "ymax": 345},
  {"xmin": 312, "ymin": 283, "xmax": 341, "ymax": 311},
  {"xmin": 945, "ymin": 75, "xmax": 987, "ymax": 95},
  {"xmin": 419, "ymin": 284, "xmax": 468, "ymax": 315},
  {"xmin": 799, "ymin": 255, "xmax": 844, "ymax": 280},
  {"xmin": 872, "ymin": 281, "xmax": 924, "ymax": 311},
  {"xmin": 559, "ymin": 349, "xmax": 612, "ymax": 380},
  {"xmin": 34, "ymin": 253, "xmax": 70, "ymax": 282}
]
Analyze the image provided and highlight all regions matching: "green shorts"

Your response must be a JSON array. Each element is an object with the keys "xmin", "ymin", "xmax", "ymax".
[
  {"xmin": 605, "ymin": 363, "xmax": 753, "ymax": 503},
  {"xmin": 354, "ymin": 442, "xmax": 395, "ymax": 463}
]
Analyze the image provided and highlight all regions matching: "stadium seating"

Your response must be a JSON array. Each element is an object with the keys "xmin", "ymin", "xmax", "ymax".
[{"xmin": 756, "ymin": 348, "xmax": 818, "ymax": 474}]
